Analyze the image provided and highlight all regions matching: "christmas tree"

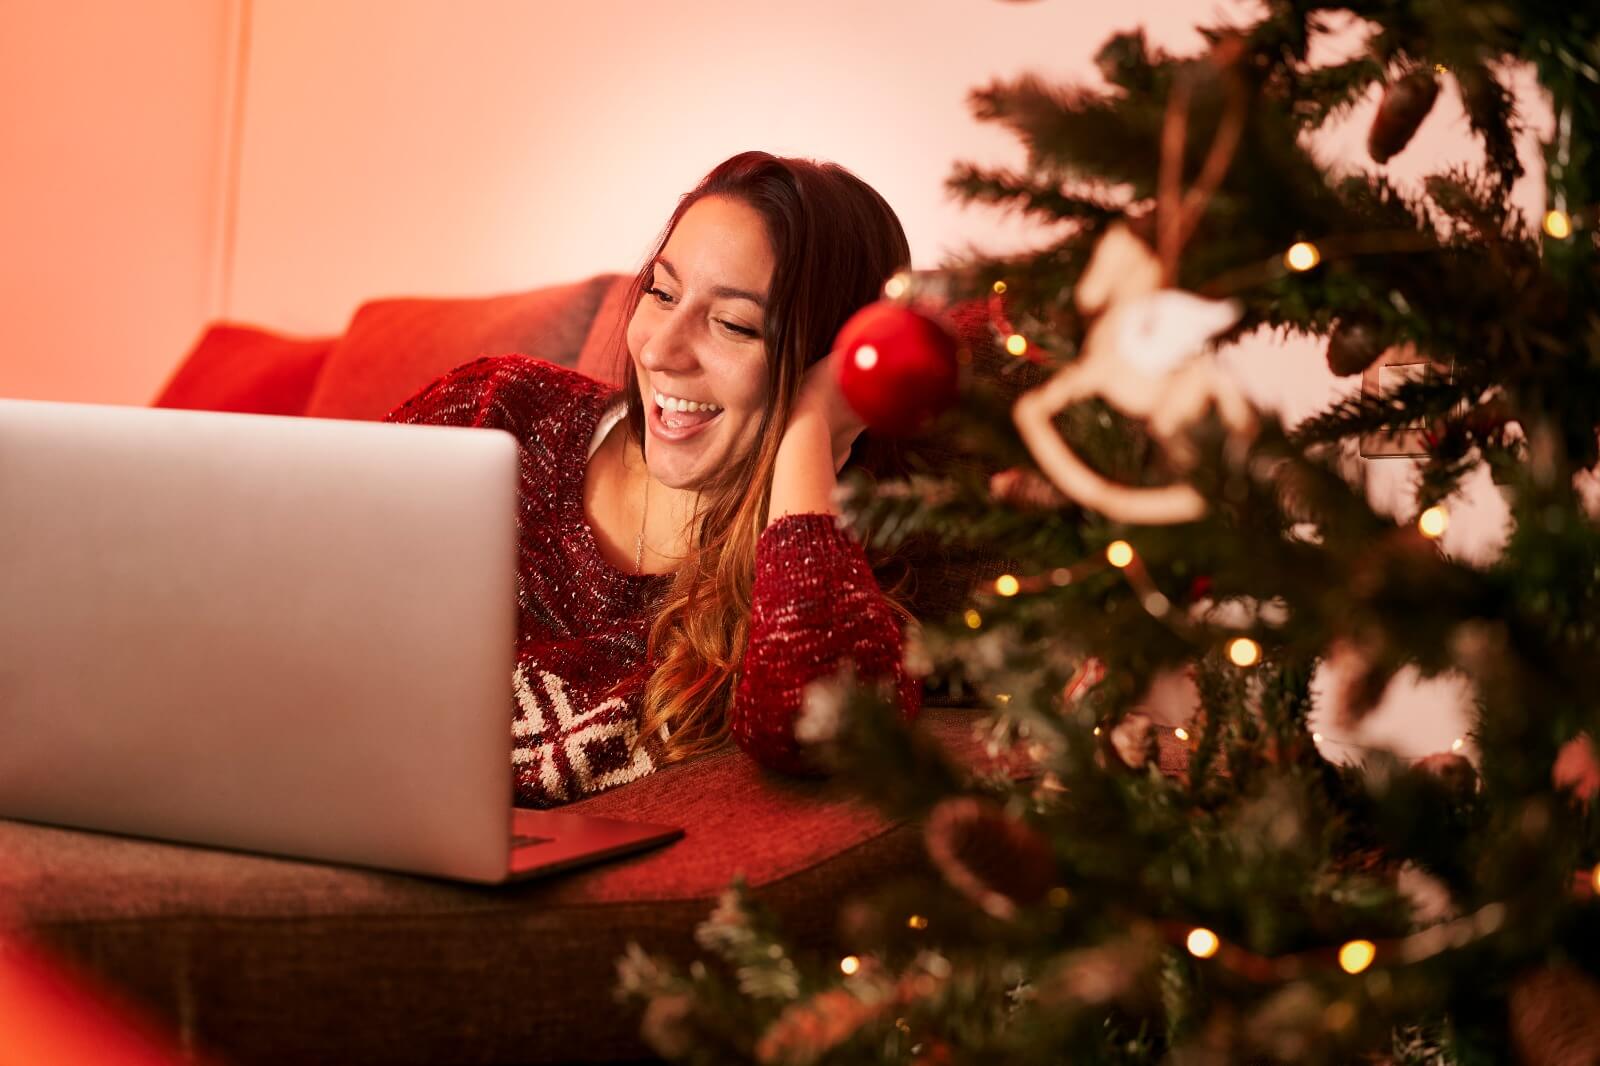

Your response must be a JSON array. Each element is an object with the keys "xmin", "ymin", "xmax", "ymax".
[{"xmin": 617, "ymin": 2, "xmax": 1600, "ymax": 1062}]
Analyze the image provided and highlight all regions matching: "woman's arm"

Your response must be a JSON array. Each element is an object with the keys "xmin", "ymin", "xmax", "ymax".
[
  {"xmin": 731, "ymin": 354, "xmax": 921, "ymax": 776},
  {"xmin": 765, "ymin": 406, "xmax": 843, "ymax": 526}
]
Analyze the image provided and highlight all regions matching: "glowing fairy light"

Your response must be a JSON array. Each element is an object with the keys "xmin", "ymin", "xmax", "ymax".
[
  {"xmin": 964, "ymin": 609, "xmax": 983, "ymax": 630},
  {"xmin": 1005, "ymin": 333, "xmax": 1029, "ymax": 357},
  {"xmin": 840, "ymin": 955, "xmax": 861, "ymax": 975},
  {"xmin": 853, "ymin": 344, "xmax": 879, "ymax": 371},
  {"xmin": 992, "ymin": 280, "xmax": 1008, "ymax": 295},
  {"xmin": 1186, "ymin": 928, "xmax": 1220, "ymax": 958},
  {"xmin": 1338, "ymin": 939, "xmax": 1377, "ymax": 974},
  {"xmin": 1592, "ymin": 866, "xmax": 1600, "ymax": 894},
  {"xmin": 1174, "ymin": 727, "xmax": 1190, "ymax": 741},
  {"xmin": 1313, "ymin": 732, "xmax": 1324, "ymax": 743},
  {"xmin": 1544, "ymin": 209, "xmax": 1573, "ymax": 240},
  {"xmin": 1418, "ymin": 505, "xmax": 1449, "ymax": 539},
  {"xmin": 907, "ymin": 914, "xmax": 929, "ymax": 930},
  {"xmin": 1227, "ymin": 637, "xmax": 1262, "ymax": 668},
  {"xmin": 883, "ymin": 273, "xmax": 911, "ymax": 299},
  {"xmin": 1285, "ymin": 241, "xmax": 1322, "ymax": 271},
  {"xmin": 995, "ymin": 574, "xmax": 1021, "ymax": 597},
  {"xmin": 1106, "ymin": 541, "xmax": 1135, "ymax": 568},
  {"xmin": 1451, "ymin": 737, "xmax": 1466, "ymax": 752}
]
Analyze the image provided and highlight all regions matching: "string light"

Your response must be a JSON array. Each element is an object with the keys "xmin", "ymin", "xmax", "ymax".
[
  {"xmin": 1092, "ymin": 726, "xmax": 1103, "ymax": 736},
  {"xmin": 995, "ymin": 574, "xmax": 1021, "ymax": 597},
  {"xmin": 839, "ymin": 955, "xmax": 862, "ymax": 975},
  {"xmin": 883, "ymin": 272, "xmax": 911, "ymax": 299},
  {"xmin": 1312, "ymin": 732, "xmax": 1324, "ymax": 743},
  {"xmin": 1544, "ymin": 209, "xmax": 1573, "ymax": 239},
  {"xmin": 1005, "ymin": 333, "xmax": 1029, "ymax": 357},
  {"xmin": 1338, "ymin": 939, "xmax": 1377, "ymax": 974},
  {"xmin": 1592, "ymin": 866, "xmax": 1600, "ymax": 894},
  {"xmin": 992, "ymin": 280, "xmax": 1008, "ymax": 295},
  {"xmin": 1106, "ymin": 540, "xmax": 1135, "ymax": 568},
  {"xmin": 1048, "ymin": 886, "xmax": 1070, "ymax": 908},
  {"xmin": 1433, "ymin": 63, "xmax": 1448, "ymax": 74},
  {"xmin": 1174, "ymin": 727, "xmax": 1190, "ymax": 741},
  {"xmin": 1285, "ymin": 241, "xmax": 1322, "ymax": 271},
  {"xmin": 1186, "ymin": 928, "xmax": 1221, "ymax": 959},
  {"xmin": 964, "ymin": 609, "xmax": 983, "ymax": 630},
  {"xmin": 907, "ymin": 914, "xmax": 929, "ymax": 930},
  {"xmin": 853, "ymin": 344, "xmax": 879, "ymax": 370},
  {"xmin": 1417, "ymin": 505, "xmax": 1449, "ymax": 538},
  {"xmin": 1451, "ymin": 737, "xmax": 1465, "ymax": 752},
  {"xmin": 1227, "ymin": 637, "xmax": 1262, "ymax": 667}
]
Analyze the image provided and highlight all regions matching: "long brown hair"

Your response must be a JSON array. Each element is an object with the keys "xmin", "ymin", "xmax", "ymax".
[{"xmin": 599, "ymin": 151, "xmax": 912, "ymax": 763}]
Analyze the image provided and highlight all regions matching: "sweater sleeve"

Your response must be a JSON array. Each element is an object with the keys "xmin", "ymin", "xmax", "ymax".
[{"xmin": 731, "ymin": 512, "xmax": 922, "ymax": 777}]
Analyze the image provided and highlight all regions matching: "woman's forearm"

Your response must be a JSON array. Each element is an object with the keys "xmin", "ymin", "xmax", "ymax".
[{"xmin": 765, "ymin": 409, "xmax": 840, "ymax": 526}]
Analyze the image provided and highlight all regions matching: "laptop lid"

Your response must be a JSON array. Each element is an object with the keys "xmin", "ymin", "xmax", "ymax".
[{"xmin": 0, "ymin": 398, "xmax": 522, "ymax": 882}]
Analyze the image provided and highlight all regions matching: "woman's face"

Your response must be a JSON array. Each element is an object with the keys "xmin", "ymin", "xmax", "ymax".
[{"xmin": 626, "ymin": 194, "xmax": 775, "ymax": 491}]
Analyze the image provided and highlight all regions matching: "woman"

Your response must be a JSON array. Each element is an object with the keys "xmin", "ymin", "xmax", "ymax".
[{"xmin": 386, "ymin": 151, "xmax": 920, "ymax": 808}]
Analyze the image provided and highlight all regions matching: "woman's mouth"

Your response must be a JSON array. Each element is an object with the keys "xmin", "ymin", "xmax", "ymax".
[{"xmin": 648, "ymin": 388, "xmax": 724, "ymax": 442}]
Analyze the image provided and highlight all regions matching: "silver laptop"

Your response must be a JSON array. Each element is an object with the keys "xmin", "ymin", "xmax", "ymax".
[{"xmin": 0, "ymin": 397, "xmax": 681, "ymax": 883}]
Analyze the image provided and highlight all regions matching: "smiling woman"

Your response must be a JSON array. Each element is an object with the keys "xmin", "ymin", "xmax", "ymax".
[{"xmin": 385, "ymin": 151, "xmax": 920, "ymax": 808}]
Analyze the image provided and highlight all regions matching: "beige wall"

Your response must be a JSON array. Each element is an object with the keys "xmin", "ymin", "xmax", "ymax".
[
  {"xmin": 0, "ymin": 0, "xmax": 239, "ymax": 405},
  {"xmin": 225, "ymin": 0, "xmax": 1231, "ymax": 332}
]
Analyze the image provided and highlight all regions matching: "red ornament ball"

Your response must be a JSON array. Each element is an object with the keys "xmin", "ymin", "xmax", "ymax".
[{"xmin": 834, "ymin": 301, "xmax": 959, "ymax": 436}]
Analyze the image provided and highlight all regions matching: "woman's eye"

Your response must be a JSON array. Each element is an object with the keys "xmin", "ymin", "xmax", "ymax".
[
  {"xmin": 644, "ymin": 285, "xmax": 676, "ymax": 306},
  {"xmin": 721, "ymin": 321, "xmax": 760, "ymax": 338}
]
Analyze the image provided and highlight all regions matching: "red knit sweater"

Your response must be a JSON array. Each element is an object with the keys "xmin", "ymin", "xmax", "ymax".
[{"xmin": 385, "ymin": 355, "xmax": 920, "ymax": 808}]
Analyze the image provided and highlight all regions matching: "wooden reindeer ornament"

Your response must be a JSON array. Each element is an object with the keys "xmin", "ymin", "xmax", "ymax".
[{"xmin": 1012, "ymin": 47, "xmax": 1256, "ymax": 525}]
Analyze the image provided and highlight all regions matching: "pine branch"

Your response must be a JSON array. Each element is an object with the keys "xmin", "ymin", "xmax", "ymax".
[
  {"xmin": 944, "ymin": 162, "xmax": 1123, "ymax": 226},
  {"xmin": 1452, "ymin": 62, "xmax": 1525, "ymax": 195},
  {"xmin": 1289, "ymin": 369, "xmax": 1479, "ymax": 447},
  {"xmin": 1288, "ymin": 56, "xmax": 1387, "ymax": 128}
]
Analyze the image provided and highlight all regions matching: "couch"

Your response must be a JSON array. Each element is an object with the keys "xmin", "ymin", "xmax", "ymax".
[{"xmin": 0, "ymin": 273, "xmax": 1010, "ymax": 1065}]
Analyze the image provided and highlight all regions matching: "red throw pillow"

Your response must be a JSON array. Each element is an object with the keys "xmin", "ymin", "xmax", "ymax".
[
  {"xmin": 153, "ymin": 324, "xmax": 333, "ymax": 416},
  {"xmin": 304, "ymin": 274, "xmax": 629, "ymax": 422}
]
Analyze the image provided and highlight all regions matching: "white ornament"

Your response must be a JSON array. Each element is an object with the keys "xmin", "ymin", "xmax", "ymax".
[{"xmin": 1012, "ymin": 223, "xmax": 1256, "ymax": 525}]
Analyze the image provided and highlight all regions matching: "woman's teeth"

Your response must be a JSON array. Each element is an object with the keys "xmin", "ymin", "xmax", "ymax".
[{"xmin": 653, "ymin": 389, "xmax": 723, "ymax": 414}]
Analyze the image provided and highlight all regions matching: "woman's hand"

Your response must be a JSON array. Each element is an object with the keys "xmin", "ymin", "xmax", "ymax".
[{"xmin": 789, "ymin": 348, "xmax": 867, "ymax": 474}]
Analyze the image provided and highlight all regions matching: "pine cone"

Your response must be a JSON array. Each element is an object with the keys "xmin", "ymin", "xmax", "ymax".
[
  {"xmin": 1326, "ymin": 318, "xmax": 1387, "ymax": 377},
  {"xmin": 1368, "ymin": 70, "xmax": 1440, "ymax": 163},
  {"xmin": 1411, "ymin": 752, "xmax": 1478, "ymax": 797},
  {"xmin": 1508, "ymin": 965, "xmax": 1600, "ymax": 1066},
  {"xmin": 756, "ymin": 988, "xmax": 882, "ymax": 1065},
  {"xmin": 923, "ymin": 796, "xmax": 1055, "ymax": 920}
]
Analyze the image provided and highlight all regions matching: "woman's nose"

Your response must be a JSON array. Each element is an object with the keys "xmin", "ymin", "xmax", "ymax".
[{"xmin": 638, "ymin": 312, "xmax": 699, "ymax": 374}]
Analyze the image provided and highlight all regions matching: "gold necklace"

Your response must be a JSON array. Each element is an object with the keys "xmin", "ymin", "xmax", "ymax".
[{"xmin": 634, "ymin": 463, "xmax": 649, "ymax": 576}]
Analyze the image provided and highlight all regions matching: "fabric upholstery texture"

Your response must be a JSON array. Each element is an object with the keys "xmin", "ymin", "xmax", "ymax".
[
  {"xmin": 1, "ymin": 707, "xmax": 1000, "ymax": 1065},
  {"xmin": 153, "ymin": 324, "xmax": 334, "ymax": 416},
  {"xmin": 303, "ymin": 274, "xmax": 626, "ymax": 421}
]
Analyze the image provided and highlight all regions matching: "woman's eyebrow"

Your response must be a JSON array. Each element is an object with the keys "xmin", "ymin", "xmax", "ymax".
[{"xmin": 656, "ymin": 258, "xmax": 766, "ymax": 309}]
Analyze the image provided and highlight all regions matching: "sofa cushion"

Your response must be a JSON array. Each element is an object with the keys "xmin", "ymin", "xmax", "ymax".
[
  {"xmin": 153, "ymin": 324, "xmax": 334, "ymax": 416},
  {"xmin": 303, "ymin": 274, "xmax": 627, "ymax": 422},
  {"xmin": 1, "ymin": 707, "xmax": 1004, "ymax": 1065}
]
